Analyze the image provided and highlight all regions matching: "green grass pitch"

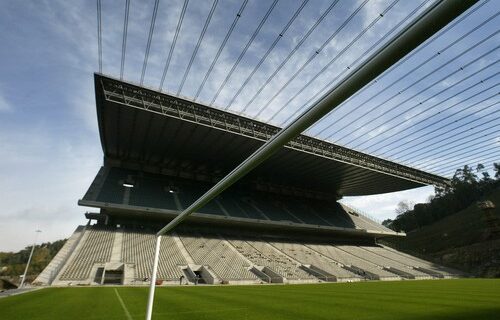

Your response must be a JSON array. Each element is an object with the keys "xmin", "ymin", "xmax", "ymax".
[{"xmin": 2, "ymin": 279, "xmax": 499, "ymax": 319}]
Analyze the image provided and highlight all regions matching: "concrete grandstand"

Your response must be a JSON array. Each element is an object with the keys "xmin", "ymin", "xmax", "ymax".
[{"xmin": 35, "ymin": 74, "xmax": 461, "ymax": 286}]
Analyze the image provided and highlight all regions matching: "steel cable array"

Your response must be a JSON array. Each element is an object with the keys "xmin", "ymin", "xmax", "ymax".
[
  {"xmin": 177, "ymin": 0, "xmax": 219, "ymax": 95},
  {"xmin": 368, "ymin": 88, "xmax": 499, "ymax": 158},
  {"xmin": 238, "ymin": 0, "xmax": 341, "ymax": 113},
  {"xmin": 343, "ymin": 59, "xmax": 499, "ymax": 152},
  {"xmin": 140, "ymin": 0, "xmax": 159, "ymax": 85},
  {"xmin": 307, "ymin": 3, "xmax": 493, "ymax": 136},
  {"xmin": 436, "ymin": 152, "xmax": 500, "ymax": 175},
  {"xmin": 97, "ymin": 0, "xmax": 102, "ymax": 73},
  {"xmin": 224, "ymin": 0, "xmax": 309, "ymax": 110},
  {"xmin": 253, "ymin": 0, "xmax": 372, "ymax": 118},
  {"xmin": 401, "ymin": 109, "xmax": 500, "ymax": 163},
  {"xmin": 425, "ymin": 147, "xmax": 500, "ymax": 172},
  {"xmin": 209, "ymin": 0, "xmax": 278, "ymax": 106},
  {"xmin": 159, "ymin": 0, "xmax": 189, "ymax": 91},
  {"xmin": 359, "ymin": 81, "xmax": 500, "ymax": 154},
  {"xmin": 394, "ymin": 123, "xmax": 500, "ymax": 163},
  {"xmin": 323, "ymin": 33, "xmax": 499, "ymax": 143},
  {"xmin": 96, "ymin": 0, "xmax": 497, "ymax": 177},
  {"xmin": 194, "ymin": 0, "xmax": 248, "ymax": 101},
  {"xmin": 398, "ymin": 128, "xmax": 500, "ymax": 165},
  {"xmin": 345, "ymin": 59, "xmax": 499, "ymax": 149},
  {"xmin": 120, "ymin": 0, "xmax": 130, "ymax": 80},
  {"xmin": 273, "ymin": 0, "xmax": 434, "ymax": 125},
  {"xmin": 417, "ymin": 138, "xmax": 498, "ymax": 169}
]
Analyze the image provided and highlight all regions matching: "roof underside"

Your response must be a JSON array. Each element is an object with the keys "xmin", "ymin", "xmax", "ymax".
[{"xmin": 95, "ymin": 74, "xmax": 449, "ymax": 197}]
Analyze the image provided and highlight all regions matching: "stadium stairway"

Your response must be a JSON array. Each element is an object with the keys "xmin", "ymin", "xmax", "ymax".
[
  {"xmin": 54, "ymin": 226, "xmax": 115, "ymax": 285},
  {"xmin": 178, "ymin": 232, "xmax": 259, "ymax": 284},
  {"xmin": 306, "ymin": 244, "xmax": 400, "ymax": 281},
  {"xmin": 110, "ymin": 228, "xmax": 123, "ymax": 262},
  {"xmin": 227, "ymin": 238, "xmax": 316, "ymax": 283},
  {"xmin": 34, "ymin": 226, "xmax": 87, "ymax": 285},
  {"xmin": 270, "ymin": 242, "xmax": 361, "ymax": 282},
  {"xmin": 338, "ymin": 245, "xmax": 432, "ymax": 280},
  {"xmin": 371, "ymin": 245, "xmax": 462, "ymax": 278},
  {"xmin": 171, "ymin": 232, "xmax": 195, "ymax": 264}
]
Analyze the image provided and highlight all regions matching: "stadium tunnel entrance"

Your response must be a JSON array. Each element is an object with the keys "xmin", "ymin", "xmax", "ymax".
[{"xmin": 181, "ymin": 265, "xmax": 217, "ymax": 285}]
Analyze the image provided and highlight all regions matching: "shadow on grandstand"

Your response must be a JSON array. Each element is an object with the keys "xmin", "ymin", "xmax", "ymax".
[{"xmin": 84, "ymin": 166, "xmax": 367, "ymax": 231}]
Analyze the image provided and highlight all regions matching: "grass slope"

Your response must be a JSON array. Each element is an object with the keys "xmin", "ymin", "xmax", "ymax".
[{"xmin": 2, "ymin": 279, "xmax": 499, "ymax": 320}]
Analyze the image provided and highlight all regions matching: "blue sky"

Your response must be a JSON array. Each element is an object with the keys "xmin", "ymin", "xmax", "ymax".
[{"xmin": 0, "ymin": 0, "xmax": 498, "ymax": 251}]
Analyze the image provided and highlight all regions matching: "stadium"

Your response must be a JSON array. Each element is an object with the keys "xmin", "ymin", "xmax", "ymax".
[
  {"xmin": 33, "ymin": 73, "xmax": 458, "ymax": 287},
  {"xmin": 1, "ymin": 0, "xmax": 500, "ymax": 319}
]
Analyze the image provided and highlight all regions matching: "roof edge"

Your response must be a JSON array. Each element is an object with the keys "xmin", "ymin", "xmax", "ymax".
[{"xmin": 95, "ymin": 73, "xmax": 450, "ymax": 188}]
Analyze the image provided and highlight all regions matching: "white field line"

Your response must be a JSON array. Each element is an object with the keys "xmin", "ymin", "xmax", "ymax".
[{"xmin": 114, "ymin": 288, "xmax": 133, "ymax": 320}]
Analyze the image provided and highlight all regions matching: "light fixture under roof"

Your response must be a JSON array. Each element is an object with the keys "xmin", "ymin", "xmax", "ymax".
[
  {"xmin": 123, "ymin": 182, "xmax": 134, "ymax": 188},
  {"xmin": 168, "ymin": 186, "xmax": 178, "ymax": 194}
]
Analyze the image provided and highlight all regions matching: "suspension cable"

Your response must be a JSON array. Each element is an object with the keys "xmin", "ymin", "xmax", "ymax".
[
  {"xmin": 422, "ymin": 143, "xmax": 499, "ymax": 171},
  {"xmin": 383, "ymin": 93, "xmax": 499, "ymax": 158},
  {"xmin": 238, "ymin": 0, "xmax": 342, "ymax": 113},
  {"xmin": 394, "ymin": 122, "xmax": 500, "ymax": 163},
  {"xmin": 346, "ymin": 58, "xmax": 499, "ymax": 149},
  {"xmin": 277, "ymin": 0, "xmax": 484, "ymax": 126},
  {"xmin": 400, "ymin": 128, "xmax": 500, "ymax": 164},
  {"xmin": 363, "ymin": 81, "xmax": 500, "ymax": 154},
  {"xmin": 159, "ymin": 0, "xmax": 189, "ymax": 91},
  {"xmin": 97, "ymin": 0, "xmax": 102, "ymax": 73},
  {"xmin": 386, "ymin": 111, "xmax": 500, "ymax": 161},
  {"xmin": 177, "ymin": 0, "xmax": 219, "ymax": 95},
  {"xmin": 348, "ymin": 35, "xmax": 500, "ymax": 145},
  {"xmin": 209, "ymin": 0, "xmax": 278, "ymax": 106},
  {"xmin": 253, "ymin": 0, "xmax": 371, "ymax": 118},
  {"xmin": 326, "ymin": 35, "xmax": 500, "ymax": 142},
  {"xmin": 348, "ymin": 72, "xmax": 498, "ymax": 154},
  {"xmin": 194, "ymin": 0, "xmax": 248, "ymax": 101},
  {"xmin": 438, "ymin": 161, "xmax": 498, "ymax": 176},
  {"xmin": 416, "ymin": 138, "xmax": 497, "ymax": 168},
  {"xmin": 120, "ymin": 0, "xmax": 130, "ymax": 80},
  {"xmin": 440, "ymin": 163, "xmax": 497, "ymax": 177},
  {"xmin": 375, "ymin": 92, "xmax": 500, "ymax": 159},
  {"xmin": 280, "ymin": 0, "xmax": 440, "ymax": 124},
  {"xmin": 224, "ymin": 0, "xmax": 309, "ymax": 109},
  {"xmin": 435, "ymin": 152, "xmax": 500, "ymax": 175},
  {"xmin": 417, "ymin": 110, "xmax": 500, "ymax": 169},
  {"xmin": 140, "ymin": 0, "xmax": 160, "ymax": 85}
]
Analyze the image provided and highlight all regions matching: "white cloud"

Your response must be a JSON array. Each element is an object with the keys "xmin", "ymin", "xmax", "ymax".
[{"xmin": 340, "ymin": 185, "xmax": 435, "ymax": 221}]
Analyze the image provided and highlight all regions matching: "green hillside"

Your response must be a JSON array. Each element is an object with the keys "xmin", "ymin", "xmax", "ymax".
[{"xmin": 0, "ymin": 239, "xmax": 66, "ymax": 283}]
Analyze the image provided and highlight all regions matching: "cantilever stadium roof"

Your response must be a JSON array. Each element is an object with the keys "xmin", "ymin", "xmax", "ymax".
[{"xmin": 95, "ymin": 74, "xmax": 449, "ymax": 197}]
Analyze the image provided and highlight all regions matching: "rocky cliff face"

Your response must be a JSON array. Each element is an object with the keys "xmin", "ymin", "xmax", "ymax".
[
  {"xmin": 428, "ymin": 239, "xmax": 500, "ymax": 277},
  {"xmin": 383, "ymin": 187, "xmax": 500, "ymax": 278}
]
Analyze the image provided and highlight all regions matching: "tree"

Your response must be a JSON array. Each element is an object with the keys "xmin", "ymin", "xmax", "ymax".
[
  {"xmin": 395, "ymin": 200, "xmax": 415, "ymax": 215},
  {"xmin": 382, "ymin": 219, "xmax": 393, "ymax": 229},
  {"xmin": 390, "ymin": 162, "xmax": 500, "ymax": 233},
  {"xmin": 452, "ymin": 165, "xmax": 477, "ymax": 185}
]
